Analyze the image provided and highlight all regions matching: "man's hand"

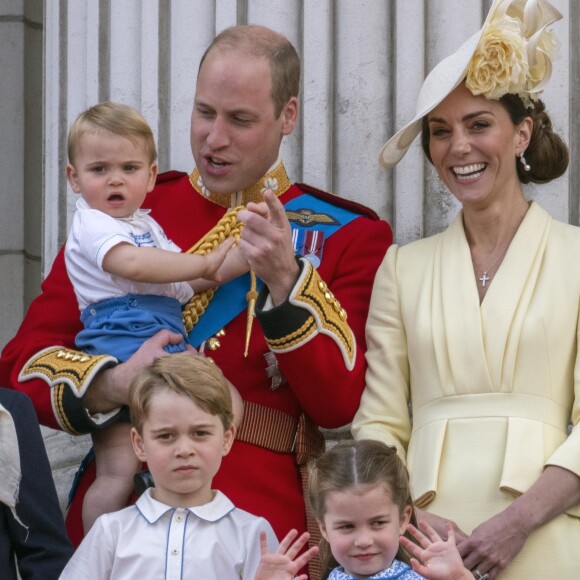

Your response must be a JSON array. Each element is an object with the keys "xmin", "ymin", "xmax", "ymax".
[
  {"xmin": 84, "ymin": 330, "xmax": 187, "ymax": 413},
  {"xmin": 237, "ymin": 189, "xmax": 299, "ymax": 306}
]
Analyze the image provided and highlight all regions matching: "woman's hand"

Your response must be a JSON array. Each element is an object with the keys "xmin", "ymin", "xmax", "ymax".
[
  {"xmin": 254, "ymin": 529, "xmax": 318, "ymax": 580},
  {"xmin": 400, "ymin": 521, "xmax": 472, "ymax": 580},
  {"xmin": 456, "ymin": 510, "xmax": 528, "ymax": 580},
  {"xmin": 457, "ymin": 466, "xmax": 580, "ymax": 579},
  {"xmin": 415, "ymin": 508, "xmax": 468, "ymax": 542}
]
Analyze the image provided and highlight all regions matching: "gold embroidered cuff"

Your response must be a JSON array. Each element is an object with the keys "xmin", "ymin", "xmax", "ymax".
[
  {"xmin": 261, "ymin": 259, "xmax": 355, "ymax": 369},
  {"xmin": 290, "ymin": 260, "xmax": 355, "ymax": 369},
  {"xmin": 265, "ymin": 316, "xmax": 318, "ymax": 351},
  {"xmin": 19, "ymin": 347, "xmax": 119, "ymax": 434},
  {"xmin": 19, "ymin": 347, "xmax": 117, "ymax": 398}
]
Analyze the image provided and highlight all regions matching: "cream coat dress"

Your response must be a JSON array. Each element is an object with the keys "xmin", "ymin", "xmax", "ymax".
[{"xmin": 352, "ymin": 202, "xmax": 580, "ymax": 578}]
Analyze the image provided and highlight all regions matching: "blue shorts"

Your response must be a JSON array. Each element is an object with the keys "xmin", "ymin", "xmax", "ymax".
[{"xmin": 76, "ymin": 294, "xmax": 187, "ymax": 362}]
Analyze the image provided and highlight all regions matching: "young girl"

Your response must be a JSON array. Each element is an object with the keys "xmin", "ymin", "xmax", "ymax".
[{"xmin": 308, "ymin": 439, "xmax": 472, "ymax": 580}]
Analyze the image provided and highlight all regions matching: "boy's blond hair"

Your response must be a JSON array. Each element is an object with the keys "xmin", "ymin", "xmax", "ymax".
[
  {"xmin": 67, "ymin": 102, "xmax": 157, "ymax": 164},
  {"xmin": 129, "ymin": 353, "xmax": 233, "ymax": 433}
]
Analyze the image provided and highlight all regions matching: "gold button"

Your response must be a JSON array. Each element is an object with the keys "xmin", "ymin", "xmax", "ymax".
[
  {"xmin": 207, "ymin": 337, "xmax": 221, "ymax": 350},
  {"xmin": 324, "ymin": 291, "xmax": 333, "ymax": 303},
  {"xmin": 318, "ymin": 281, "xmax": 327, "ymax": 292},
  {"xmin": 339, "ymin": 309, "xmax": 347, "ymax": 321},
  {"xmin": 333, "ymin": 300, "xmax": 341, "ymax": 312},
  {"xmin": 216, "ymin": 329, "xmax": 226, "ymax": 337}
]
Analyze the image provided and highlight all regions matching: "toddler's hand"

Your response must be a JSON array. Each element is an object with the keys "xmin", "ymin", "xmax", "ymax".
[
  {"xmin": 254, "ymin": 529, "xmax": 318, "ymax": 580},
  {"xmin": 203, "ymin": 237, "xmax": 236, "ymax": 282}
]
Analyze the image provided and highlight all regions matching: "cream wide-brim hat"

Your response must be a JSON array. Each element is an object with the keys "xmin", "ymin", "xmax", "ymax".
[
  {"xmin": 378, "ymin": 31, "xmax": 481, "ymax": 168},
  {"xmin": 378, "ymin": 0, "xmax": 561, "ymax": 168}
]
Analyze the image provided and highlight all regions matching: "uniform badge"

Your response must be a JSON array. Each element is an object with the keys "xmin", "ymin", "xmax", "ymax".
[{"xmin": 286, "ymin": 208, "xmax": 338, "ymax": 228}]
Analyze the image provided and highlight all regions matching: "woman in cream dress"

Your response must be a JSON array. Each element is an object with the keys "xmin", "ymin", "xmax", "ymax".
[{"xmin": 352, "ymin": 1, "xmax": 580, "ymax": 578}]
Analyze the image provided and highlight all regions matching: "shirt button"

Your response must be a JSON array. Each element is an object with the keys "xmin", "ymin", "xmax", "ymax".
[
  {"xmin": 171, "ymin": 549, "xmax": 179, "ymax": 556},
  {"xmin": 175, "ymin": 515, "xmax": 183, "ymax": 522}
]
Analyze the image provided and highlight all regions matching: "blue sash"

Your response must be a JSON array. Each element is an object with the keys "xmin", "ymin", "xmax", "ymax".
[{"xmin": 187, "ymin": 192, "xmax": 360, "ymax": 347}]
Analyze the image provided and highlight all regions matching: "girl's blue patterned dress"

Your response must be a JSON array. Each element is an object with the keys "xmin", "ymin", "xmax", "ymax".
[{"xmin": 328, "ymin": 559, "xmax": 425, "ymax": 579}]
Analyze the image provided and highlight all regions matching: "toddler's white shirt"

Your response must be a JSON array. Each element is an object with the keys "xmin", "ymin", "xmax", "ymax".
[{"xmin": 65, "ymin": 198, "xmax": 193, "ymax": 310}]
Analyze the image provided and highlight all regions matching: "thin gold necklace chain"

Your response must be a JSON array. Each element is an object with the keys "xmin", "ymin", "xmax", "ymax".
[{"xmin": 468, "ymin": 202, "xmax": 529, "ymax": 289}]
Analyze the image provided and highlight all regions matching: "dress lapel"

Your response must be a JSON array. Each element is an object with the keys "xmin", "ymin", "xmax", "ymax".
[
  {"xmin": 480, "ymin": 202, "xmax": 551, "ymax": 391},
  {"xmin": 434, "ymin": 213, "xmax": 490, "ymax": 394},
  {"xmin": 432, "ymin": 203, "xmax": 551, "ymax": 394}
]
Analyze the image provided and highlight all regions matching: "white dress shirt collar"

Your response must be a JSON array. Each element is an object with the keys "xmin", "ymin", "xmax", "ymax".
[{"xmin": 136, "ymin": 488, "xmax": 236, "ymax": 524}]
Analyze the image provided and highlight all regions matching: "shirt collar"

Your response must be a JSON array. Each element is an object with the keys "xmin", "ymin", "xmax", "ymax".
[
  {"xmin": 136, "ymin": 488, "xmax": 236, "ymax": 524},
  {"xmin": 188, "ymin": 158, "xmax": 291, "ymax": 209}
]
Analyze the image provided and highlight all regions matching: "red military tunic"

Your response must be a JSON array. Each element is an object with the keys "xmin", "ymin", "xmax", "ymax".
[{"xmin": 0, "ymin": 163, "xmax": 392, "ymax": 546}]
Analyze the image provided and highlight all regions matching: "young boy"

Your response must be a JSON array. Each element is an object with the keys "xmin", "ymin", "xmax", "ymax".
[
  {"xmin": 64, "ymin": 102, "xmax": 247, "ymax": 533},
  {"xmin": 59, "ymin": 354, "xmax": 317, "ymax": 579}
]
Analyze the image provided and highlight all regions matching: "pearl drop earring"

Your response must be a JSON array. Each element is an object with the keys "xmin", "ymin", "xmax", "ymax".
[{"xmin": 519, "ymin": 152, "xmax": 531, "ymax": 172}]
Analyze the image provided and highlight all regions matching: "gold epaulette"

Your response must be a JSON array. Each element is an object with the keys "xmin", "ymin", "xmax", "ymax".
[
  {"xmin": 266, "ymin": 259, "xmax": 356, "ymax": 370},
  {"xmin": 18, "ymin": 347, "xmax": 117, "ymax": 398}
]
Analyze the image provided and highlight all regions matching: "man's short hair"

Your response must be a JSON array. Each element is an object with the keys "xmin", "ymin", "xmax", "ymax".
[{"xmin": 199, "ymin": 24, "xmax": 300, "ymax": 118}]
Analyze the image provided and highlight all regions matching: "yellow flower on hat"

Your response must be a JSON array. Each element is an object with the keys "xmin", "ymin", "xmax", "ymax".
[
  {"xmin": 466, "ymin": 17, "xmax": 528, "ymax": 101},
  {"xmin": 465, "ymin": 0, "xmax": 560, "ymax": 107}
]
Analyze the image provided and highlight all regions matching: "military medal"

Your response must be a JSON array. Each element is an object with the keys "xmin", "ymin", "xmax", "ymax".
[
  {"xmin": 264, "ymin": 350, "xmax": 286, "ymax": 390},
  {"xmin": 292, "ymin": 229, "xmax": 325, "ymax": 267}
]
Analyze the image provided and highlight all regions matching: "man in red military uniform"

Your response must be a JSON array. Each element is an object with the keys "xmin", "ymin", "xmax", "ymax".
[{"xmin": 0, "ymin": 23, "xmax": 392, "ymax": 571}]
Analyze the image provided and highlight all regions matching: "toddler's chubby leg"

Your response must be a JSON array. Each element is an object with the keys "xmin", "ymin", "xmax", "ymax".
[{"xmin": 82, "ymin": 422, "xmax": 142, "ymax": 533}]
